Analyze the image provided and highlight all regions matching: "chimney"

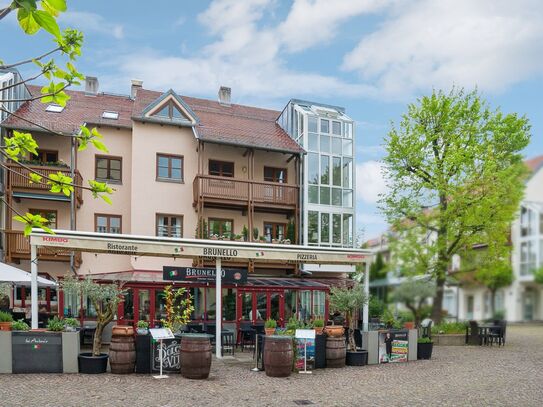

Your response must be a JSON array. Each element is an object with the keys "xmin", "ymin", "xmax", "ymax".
[
  {"xmin": 131, "ymin": 79, "xmax": 143, "ymax": 98},
  {"xmin": 218, "ymin": 86, "xmax": 231, "ymax": 106},
  {"xmin": 85, "ymin": 76, "xmax": 99, "ymax": 95}
]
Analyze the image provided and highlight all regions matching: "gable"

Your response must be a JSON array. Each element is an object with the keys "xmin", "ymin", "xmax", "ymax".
[{"xmin": 141, "ymin": 89, "xmax": 199, "ymax": 126}]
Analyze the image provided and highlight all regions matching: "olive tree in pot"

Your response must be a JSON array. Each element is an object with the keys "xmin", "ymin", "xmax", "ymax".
[
  {"xmin": 61, "ymin": 275, "xmax": 125, "ymax": 374},
  {"xmin": 390, "ymin": 278, "xmax": 436, "ymax": 328},
  {"xmin": 329, "ymin": 283, "xmax": 369, "ymax": 366}
]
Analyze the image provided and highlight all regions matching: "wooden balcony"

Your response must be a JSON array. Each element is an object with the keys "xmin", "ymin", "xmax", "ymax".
[
  {"xmin": 5, "ymin": 163, "xmax": 83, "ymax": 206},
  {"xmin": 4, "ymin": 230, "xmax": 82, "ymax": 264},
  {"xmin": 193, "ymin": 175, "xmax": 298, "ymax": 211}
]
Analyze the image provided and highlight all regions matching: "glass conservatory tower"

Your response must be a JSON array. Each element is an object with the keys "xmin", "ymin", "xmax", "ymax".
[{"xmin": 278, "ymin": 99, "xmax": 355, "ymax": 273}]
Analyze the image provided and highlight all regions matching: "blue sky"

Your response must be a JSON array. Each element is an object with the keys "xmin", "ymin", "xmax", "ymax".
[{"xmin": 2, "ymin": 0, "xmax": 543, "ymax": 241}]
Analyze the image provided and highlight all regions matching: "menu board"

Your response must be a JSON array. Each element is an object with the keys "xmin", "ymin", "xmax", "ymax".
[
  {"xmin": 151, "ymin": 337, "xmax": 181, "ymax": 373},
  {"xmin": 378, "ymin": 330, "xmax": 409, "ymax": 363},
  {"xmin": 295, "ymin": 337, "xmax": 315, "ymax": 370},
  {"xmin": 12, "ymin": 332, "xmax": 63, "ymax": 373}
]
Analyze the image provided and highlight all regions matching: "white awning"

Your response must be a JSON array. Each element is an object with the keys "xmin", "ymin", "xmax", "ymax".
[{"xmin": 0, "ymin": 262, "xmax": 56, "ymax": 287}]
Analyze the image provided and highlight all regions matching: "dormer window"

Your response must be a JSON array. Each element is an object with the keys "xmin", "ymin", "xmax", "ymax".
[
  {"xmin": 153, "ymin": 101, "xmax": 187, "ymax": 121},
  {"xmin": 45, "ymin": 104, "xmax": 64, "ymax": 113},
  {"xmin": 102, "ymin": 111, "xmax": 119, "ymax": 120}
]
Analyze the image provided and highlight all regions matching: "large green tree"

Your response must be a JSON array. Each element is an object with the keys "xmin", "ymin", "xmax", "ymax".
[
  {"xmin": 0, "ymin": 1, "xmax": 113, "ymax": 235},
  {"xmin": 381, "ymin": 88, "xmax": 530, "ymax": 322}
]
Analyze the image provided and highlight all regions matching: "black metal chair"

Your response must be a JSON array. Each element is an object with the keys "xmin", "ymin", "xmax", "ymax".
[
  {"xmin": 465, "ymin": 320, "xmax": 481, "ymax": 345},
  {"xmin": 221, "ymin": 330, "xmax": 235, "ymax": 356},
  {"xmin": 238, "ymin": 321, "xmax": 255, "ymax": 351},
  {"xmin": 488, "ymin": 321, "xmax": 506, "ymax": 346}
]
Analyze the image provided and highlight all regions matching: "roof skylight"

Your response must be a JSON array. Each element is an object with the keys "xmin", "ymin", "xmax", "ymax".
[
  {"xmin": 45, "ymin": 104, "xmax": 64, "ymax": 113},
  {"xmin": 102, "ymin": 111, "xmax": 119, "ymax": 120}
]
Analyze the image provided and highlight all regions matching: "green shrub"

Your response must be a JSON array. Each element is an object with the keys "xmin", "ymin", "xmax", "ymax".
[
  {"xmin": 0, "ymin": 310, "xmax": 14, "ymax": 322},
  {"xmin": 47, "ymin": 316, "xmax": 65, "ymax": 332},
  {"xmin": 313, "ymin": 319, "xmax": 324, "ymax": 328},
  {"xmin": 397, "ymin": 310, "xmax": 414, "ymax": 323},
  {"xmin": 11, "ymin": 319, "xmax": 30, "ymax": 331},
  {"xmin": 417, "ymin": 337, "xmax": 433, "ymax": 344},
  {"xmin": 137, "ymin": 320, "xmax": 149, "ymax": 329},
  {"xmin": 368, "ymin": 297, "xmax": 385, "ymax": 318},
  {"xmin": 431, "ymin": 321, "xmax": 468, "ymax": 334},
  {"xmin": 265, "ymin": 318, "xmax": 277, "ymax": 328},
  {"xmin": 64, "ymin": 317, "xmax": 80, "ymax": 328},
  {"xmin": 493, "ymin": 310, "xmax": 505, "ymax": 320}
]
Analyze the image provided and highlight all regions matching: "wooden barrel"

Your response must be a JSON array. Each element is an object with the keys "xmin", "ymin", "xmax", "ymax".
[
  {"xmin": 109, "ymin": 335, "xmax": 136, "ymax": 374},
  {"xmin": 326, "ymin": 337, "xmax": 346, "ymax": 368},
  {"xmin": 263, "ymin": 336, "xmax": 294, "ymax": 377},
  {"xmin": 180, "ymin": 334, "xmax": 212, "ymax": 379}
]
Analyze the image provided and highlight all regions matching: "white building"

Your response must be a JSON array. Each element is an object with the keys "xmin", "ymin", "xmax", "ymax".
[{"xmin": 279, "ymin": 99, "xmax": 356, "ymax": 275}]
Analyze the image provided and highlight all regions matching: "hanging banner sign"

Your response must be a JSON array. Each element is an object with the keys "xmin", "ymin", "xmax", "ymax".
[
  {"xmin": 163, "ymin": 266, "xmax": 248, "ymax": 284},
  {"xmin": 31, "ymin": 231, "xmax": 370, "ymax": 264}
]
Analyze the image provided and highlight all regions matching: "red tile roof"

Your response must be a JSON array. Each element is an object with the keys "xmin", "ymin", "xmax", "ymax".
[
  {"xmin": 1, "ymin": 85, "xmax": 134, "ymax": 134},
  {"xmin": 525, "ymin": 155, "xmax": 543, "ymax": 172},
  {"xmin": 2, "ymin": 85, "xmax": 303, "ymax": 154},
  {"xmin": 133, "ymin": 88, "xmax": 303, "ymax": 154}
]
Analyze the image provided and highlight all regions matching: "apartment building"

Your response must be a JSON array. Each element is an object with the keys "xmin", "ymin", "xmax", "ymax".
[
  {"xmin": 0, "ymin": 76, "xmax": 356, "ymax": 328},
  {"xmin": 366, "ymin": 155, "xmax": 543, "ymax": 322}
]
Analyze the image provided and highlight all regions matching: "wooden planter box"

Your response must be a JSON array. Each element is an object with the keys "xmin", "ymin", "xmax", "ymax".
[{"xmin": 433, "ymin": 334, "xmax": 465, "ymax": 346}]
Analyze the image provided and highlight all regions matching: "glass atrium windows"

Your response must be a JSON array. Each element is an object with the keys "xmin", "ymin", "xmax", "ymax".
[{"xmin": 307, "ymin": 211, "xmax": 353, "ymax": 247}]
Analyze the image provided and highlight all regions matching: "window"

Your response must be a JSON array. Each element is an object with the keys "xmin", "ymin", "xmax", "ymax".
[
  {"xmin": 45, "ymin": 104, "xmax": 64, "ymax": 113},
  {"xmin": 320, "ymin": 135, "xmax": 330, "ymax": 153},
  {"xmin": 344, "ymin": 122, "xmax": 352, "ymax": 138},
  {"xmin": 320, "ymin": 186, "xmax": 330, "ymax": 205},
  {"xmin": 308, "ymin": 133, "xmax": 319, "ymax": 151},
  {"xmin": 102, "ymin": 111, "xmax": 119, "ymax": 120},
  {"xmin": 264, "ymin": 167, "xmax": 287, "ymax": 183},
  {"xmin": 332, "ymin": 137, "xmax": 342, "ymax": 155},
  {"xmin": 95, "ymin": 214, "xmax": 121, "ymax": 234},
  {"xmin": 152, "ymin": 100, "xmax": 188, "ymax": 121},
  {"xmin": 320, "ymin": 119, "xmax": 329, "ymax": 133},
  {"xmin": 308, "ymin": 153, "xmax": 319, "ymax": 184},
  {"xmin": 308, "ymin": 185, "xmax": 319, "ymax": 204},
  {"xmin": 332, "ymin": 157, "xmax": 341, "ymax": 186},
  {"xmin": 308, "ymin": 211, "xmax": 318, "ymax": 244},
  {"xmin": 332, "ymin": 188, "xmax": 342, "ymax": 206},
  {"xmin": 95, "ymin": 156, "xmax": 122, "ymax": 182},
  {"xmin": 343, "ymin": 214, "xmax": 353, "ymax": 246},
  {"xmin": 156, "ymin": 214, "xmax": 183, "ymax": 238},
  {"xmin": 321, "ymin": 213, "xmax": 329, "ymax": 243},
  {"xmin": 320, "ymin": 155, "xmax": 330, "ymax": 184},
  {"xmin": 313, "ymin": 291, "xmax": 325, "ymax": 317},
  {"xmin": 29, "ymin": 209, "xmax": 57, "ymax": 228},
  {"xmin": 332, "ymin": 214, "xmax": 341, "ymax": 244},
  {"xmin": 332, "ymin": 121, "xmax": 342, "ymax": 135},
  {"xmin": 342, "ymin": 139, "xmax": 353, "ymax": 156},
  {"xmin": 264, "ymin": 222, "xmax": 286, "ymax": 242},
  {"xmin": 343, "ymin": 158, "xmax": 352, "ymax": 188},
  {"xmin": 208, "ymin": 218, "xmax": 233, "ymax": 238},
  {"xmin": 35, "ymin": 149, "xmax": 58, "ymax": 164},
  {"xmin": 157, "ymin": 154, "xmax": 183, "ymax": 181},
  {"xmin": 209, "ymin": 160, "xmax": 234, "ymax": 177},
  {"xmin": 308, "ymin": 116, "xmax": 318, "ymax": 132}
]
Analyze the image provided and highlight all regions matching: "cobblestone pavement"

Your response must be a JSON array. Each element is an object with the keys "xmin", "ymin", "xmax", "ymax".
[{"xmin": 1, "ymin": 325, "xmax": 542, "ymax": 407}]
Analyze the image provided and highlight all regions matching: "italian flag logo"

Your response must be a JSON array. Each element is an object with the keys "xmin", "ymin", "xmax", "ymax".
[{"xmin": 32, "ymin": 344, "xmax": 41, "ymax": 350}]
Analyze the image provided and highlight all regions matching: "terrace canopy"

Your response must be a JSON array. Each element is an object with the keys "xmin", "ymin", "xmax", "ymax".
[
  {"xmin": 30, "ymin": 229, "xmax": 373, "ymax": 356},
  {"xmin": 0, "ymin": 261, "xmax": 56, "ymax": 287}
]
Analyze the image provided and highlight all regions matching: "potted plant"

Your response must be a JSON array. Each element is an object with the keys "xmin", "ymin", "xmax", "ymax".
[
  {"xmin": 259, "ymin": 236, "xmax": 267, "ymax": 243},
  {"xmin": 61, "ymin": 275, "xmax": 125, "ymax": 374},
  {"xmin": 417, "ymin": 337, "xmax": 433, "ymax": 359},
  {"xmin": 46, "ymin": 316, "xmax": 65, "ymax": 332},
  {"xmin": 0, "ymin": 310, "xmax": 13, "ymax": 331},
  {"xmin": 136, "ymin": 320, "xmax": 149, "ymax": 335},
  {"xmin": 11, "ymin": 319, "xmax": 30, "ymax": 331},
  {"xmin": 265, "ymin": 318, "xmax": 277, "ymax": 335},
  {"xmin": 329, "ymin": 283, "xmax": 369, "ymax": 366},
  {"xmin": 313, "ymin": 318, "xmax": 325, "ymax": 335},
  {"xmin": 234, "ymin": 234, "xmax": 244, "ymax": 242},
  {"xmin": 253, "ymin": 227, "xmax": 259, "ymax": 241},
  {"xmin": 210, "ymin": 234, "xmax": 219, "ymax": 240},
  {"xmin": 242, "ymin": 225, "xmax": 249, "ymax": 241},
  {"xmin": 64, "ymin": 317, "xmax": 80, "ymax": 332}
]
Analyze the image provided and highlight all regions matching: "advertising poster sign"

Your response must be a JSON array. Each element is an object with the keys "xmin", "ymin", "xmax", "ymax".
[
  {"xmin": 378, "ymin": 330, "xmax": 409, "ymax": 363},
  {"xmin": 151, "ymin": 337, "xmax": 181, "ymax": 373},
  {"xmin": 295, "ymin": 330, "xmax": 316, "ymax": 371}
]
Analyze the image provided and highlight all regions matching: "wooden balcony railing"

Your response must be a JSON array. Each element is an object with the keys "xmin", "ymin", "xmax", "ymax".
[
  {"xmin": 193, "ymin": 175, "xmax": 298, "ymax": 208},
  {"xmin": 5, "ymin": 163, "xmax": 83, "ymax": 205},
  {"xmin": 4, "ymin": 230, "xmax": 81, "ymax": 264}
]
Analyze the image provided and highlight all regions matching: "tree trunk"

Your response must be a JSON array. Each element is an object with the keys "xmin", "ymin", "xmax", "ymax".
[
  {"xmin": 431, "ymin": 275, "xmax": 446, "ymax": 323},
  {"xmin": 347, "ymin": 312, "xmax": 356, "ymax": 352},
  {"xmin": 92, "ymin": 322, "xmax": 104, "ymax": 357}
]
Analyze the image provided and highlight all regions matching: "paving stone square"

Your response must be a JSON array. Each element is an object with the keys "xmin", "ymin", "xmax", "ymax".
[{"xmin": 1, "ymin": 325, "xmax": 542, "ymax": 407}]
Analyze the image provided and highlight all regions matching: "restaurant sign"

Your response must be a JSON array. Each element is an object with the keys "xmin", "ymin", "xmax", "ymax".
[{"xmin": 163, "ymin": 266, "xmax": 248, "ymax": 284}]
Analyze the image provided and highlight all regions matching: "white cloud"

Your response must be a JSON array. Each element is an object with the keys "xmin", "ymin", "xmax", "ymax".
[
  {"xmin": 60, "ymin": 11, "xmax": 124, "ymax": 40},
  {"xmin": 356, "ymin": 144, "xmax": 385, "ymax": 158},
  {"xmin": 113, "ymin": 0, "xmax": 377, "ymax": 100},
  {"xmin": 343, "ymin": 0, "xmax": 543, "ymax": 97},
  {"xmin": 278, "ymin": 0, "xmax": 392, "ymax": 52},
  {"xmin": 357, "ymin": 160, "xmax": 387, "ymax": 204}
]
